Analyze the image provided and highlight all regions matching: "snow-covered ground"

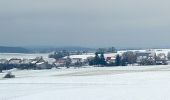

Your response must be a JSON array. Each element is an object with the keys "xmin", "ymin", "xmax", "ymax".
[
  {"xmin": 1, "ymin": 48, "xmax": 170, "ymax": 60},
  {"xmin": 0, "ymin": 53, "xmax": 49, "ymax": 60},
  {"xmin": 1, "ymin": 65, "xmax": 170, "ymax": 100},
  {"xmin": 118, "ymin": 49, "xmax": 170, "ymax": 56}
]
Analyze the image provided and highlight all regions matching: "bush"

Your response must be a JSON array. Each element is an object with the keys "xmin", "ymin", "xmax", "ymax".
[{"xmin": 3, "ymin": 72, "xmax": 15, "ymax": 78}]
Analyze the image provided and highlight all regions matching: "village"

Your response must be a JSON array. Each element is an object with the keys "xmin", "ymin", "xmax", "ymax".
[{"xmin": 1, "ymin": 48, "xmax": 170, "ymax": 72}]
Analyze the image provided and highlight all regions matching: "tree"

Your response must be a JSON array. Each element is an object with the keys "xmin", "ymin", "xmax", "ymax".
[
  {"xmin": 94, "ymin": 52, "xmax": 100, "ymax": 65},
  {"xmin": 167, "ymin": 52, "xmax": 170, "ymax": 60},
  {"xmin": 122, "ymin": 51, "xmax": 137, "ymax": 65},
  {"xmin": 49, "ymin": 52, "xmax": 63, "ymax": 60},
  {"xmin": 107, "ymin": 47, "xmax": 117, "ymax": 53},
  {"xmin": 74, "ymin": 60, "xmax": 82, "ymax": 68},
  {"xmin": 99, "ymin": 52, "xmax": 106, "ymax": 66},
  {"xmin": 121, "ymin": 59, "xmax": 127, "ymax": 66},
  {"xmin": 97, "ymin": 48, "xmax": 105, "ymax": 54},
  {"xmin": 89, "ymin": 52, "xmax": 106, "ymax": 66},
  {"xmin": 65, "ymin": 56, "xmax": 71, "ymax": 68},
  {"xmin": 88, "ymin": 57, "xmax": 95, "ymax": 66},
  {"xmin": 49, "ymin": 50, "xmax": 69, "ymax": 60},
  {"xmin": 115, "ymin": 54, "xmax": 121, "ymax": 66},
  {"xmin": 0, "ymin": 64, "xmax": 2, "ymax": 73},
  {"xmin": 155, "ymin": 53, "xmax": 167, "ymax": 65},
  {"xmin": 139, "ymin": 57, "xmax": 155, "ymax": 65}
]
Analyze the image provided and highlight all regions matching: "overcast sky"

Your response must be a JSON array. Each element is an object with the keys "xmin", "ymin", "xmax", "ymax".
[{"xmin": 0, "ymin": 0, "xmax": 170, "ymax": 48}]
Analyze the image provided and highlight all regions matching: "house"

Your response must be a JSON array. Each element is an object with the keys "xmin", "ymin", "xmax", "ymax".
[
  {"xmin": 136, "ymin": 51, "xmax": 155, "ymax": 63},
  {"xmin": 71, "ymin": 58, "xmax": 83, "ymax": 67},
  {"xmin": 0, "ymin": 59, "xmax": 8, "ymax": 64},
  {"xmin": 8, "ymin": 58, "xmax": 22, "ymax": 65},
  {"xmin": 36, "ymin": 62, "xmax": 51, "ymax": 69},
  {"xmin": 54, "ymin": 59, "xmax": 66, "ymax": 67},
  {"xmin": 63, "ymin": 54, "xmax": 95, "ymax": 66},
  {"xmin": 6, "ymin": 58, "xmax": 22, "ymax": 69},
  {"xmin": 31, "ymin": 57, "xmax": 52, "ymax": 69},
  {"xmin": 104, "ymin": 53, "xmax": 117, "ymax": 64},
  {"xmin": 31, "ymin": 57, "xmax": 45, "ymax": 64},
  {"xmin": 21, "ymin": 59, "xmax": 32, "ymax": 64},
  {"xmin": 44, "ymin": 58, "xmax": 56, "ymax": 65},
  {"xmin": 20, "ymin": 59, "xmax": 34, "ymax": 69},
  {"xmin": 71, "ymin": 58, "xmax": 82, "ymax": 64}
]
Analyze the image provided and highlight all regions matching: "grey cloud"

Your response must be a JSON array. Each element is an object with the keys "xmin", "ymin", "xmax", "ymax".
[{"xmin": 0, "ymin": 0, "xmax": 170, "ymax": 48}]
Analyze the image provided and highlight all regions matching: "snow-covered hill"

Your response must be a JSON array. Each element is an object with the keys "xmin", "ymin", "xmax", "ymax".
[{"xmin": 1, "ymin": 66, "xmax": 170, "ymax": 100}]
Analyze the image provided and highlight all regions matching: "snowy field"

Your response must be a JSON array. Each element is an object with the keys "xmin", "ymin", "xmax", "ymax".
[
  {"xmin": 1, "ymin": 66, "xmax": 170, "ymax": 100},
  {"xmin": 0, "ymin": 53, "xmax": 49, "ymax": 60}
]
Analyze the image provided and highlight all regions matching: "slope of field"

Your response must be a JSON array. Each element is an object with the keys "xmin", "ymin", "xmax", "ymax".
[{"xmin": 1, "ymin": 66, "xmax": 170, "ymax": 100}]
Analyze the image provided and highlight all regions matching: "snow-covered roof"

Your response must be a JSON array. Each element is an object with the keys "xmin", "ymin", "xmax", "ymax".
[
  {"xmin": 64, "ymin": 53, "xmax": 118, "ymax": 60},
  {"xmin": 44, "ymin": 58, "xmax": 56, "ymax": 64},
  {"xmin": 64, "ymin": 54, "xmax": 95, "ymax": 60},
  {"xmin": 36, "ymin": 62, "xmax": 45, "ymax": 65},
  {"xmin": 9, "ymin": 59, "xmax": 21, "ymax": 64},
  {"xmin": 117, "ymin": 49, "xmax": 170, "ymax": 56},
  {"xmin": 104, "ymin": 53, "xmax": 117, "ymax": 58},
  {"xmin": 31, "ymin": 61, "xmax": 38, "ymax": 64},
  {"xmin": 21, "ymin": 59, "xmax": 32, "ymax": 64}
]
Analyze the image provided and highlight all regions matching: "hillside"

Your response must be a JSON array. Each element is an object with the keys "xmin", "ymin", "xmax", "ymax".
[{"xmin": 0, "ymin": 46, "xmax": 30, "ymax": 53}]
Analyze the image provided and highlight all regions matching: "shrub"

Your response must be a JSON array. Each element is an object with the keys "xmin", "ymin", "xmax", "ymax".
[{"xmin": 3, "ymin": 72, "xmax": 15, "ymax": 78}]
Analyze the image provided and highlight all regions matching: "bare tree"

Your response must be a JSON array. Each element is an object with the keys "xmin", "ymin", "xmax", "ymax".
[
  {"xmin": 0, "ymin": 65, "xmax": 2, "ymax": 73},
  {"xmin": 65, "ymin": 56, "xmax": 72, "ymax": 68},
  {"xmin": 155, "ymin": 53, "xmax": 167, "ymax": 65},
  {"xmin": 167, "ymin": 52, "xmax": 170, "ymax": 60},
  {"xmin": 122, "ymin": 51, "xmax": 137, "ymax": 65}
]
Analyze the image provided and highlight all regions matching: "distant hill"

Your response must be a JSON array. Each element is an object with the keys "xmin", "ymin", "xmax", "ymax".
[
  {"xmin": 0, "ymin": 46, "xmax": 96, "ymax": 53},
  {"xmin": 0, "ymin": 46, "xmax": 30, "ymax": 53},
  {"xmin": 26, "ymin": 46, "xmax": 96, "ymax": 53}
]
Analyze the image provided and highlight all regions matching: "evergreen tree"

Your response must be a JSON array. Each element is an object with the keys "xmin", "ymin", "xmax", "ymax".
[
  {"xmin": 94, "ymin": 52, "xmax": 100, "ymax": 65},
  {"xmin": 115, "ymin": 54, "xmax": 121, "ymax": 66},
  {"xmin": 0, "ymin": 64, "xmax": 2, "ymax": 73},
  {"xmin": 99, "ymin": 52, "xmax": 106, "ymax": 66}
]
